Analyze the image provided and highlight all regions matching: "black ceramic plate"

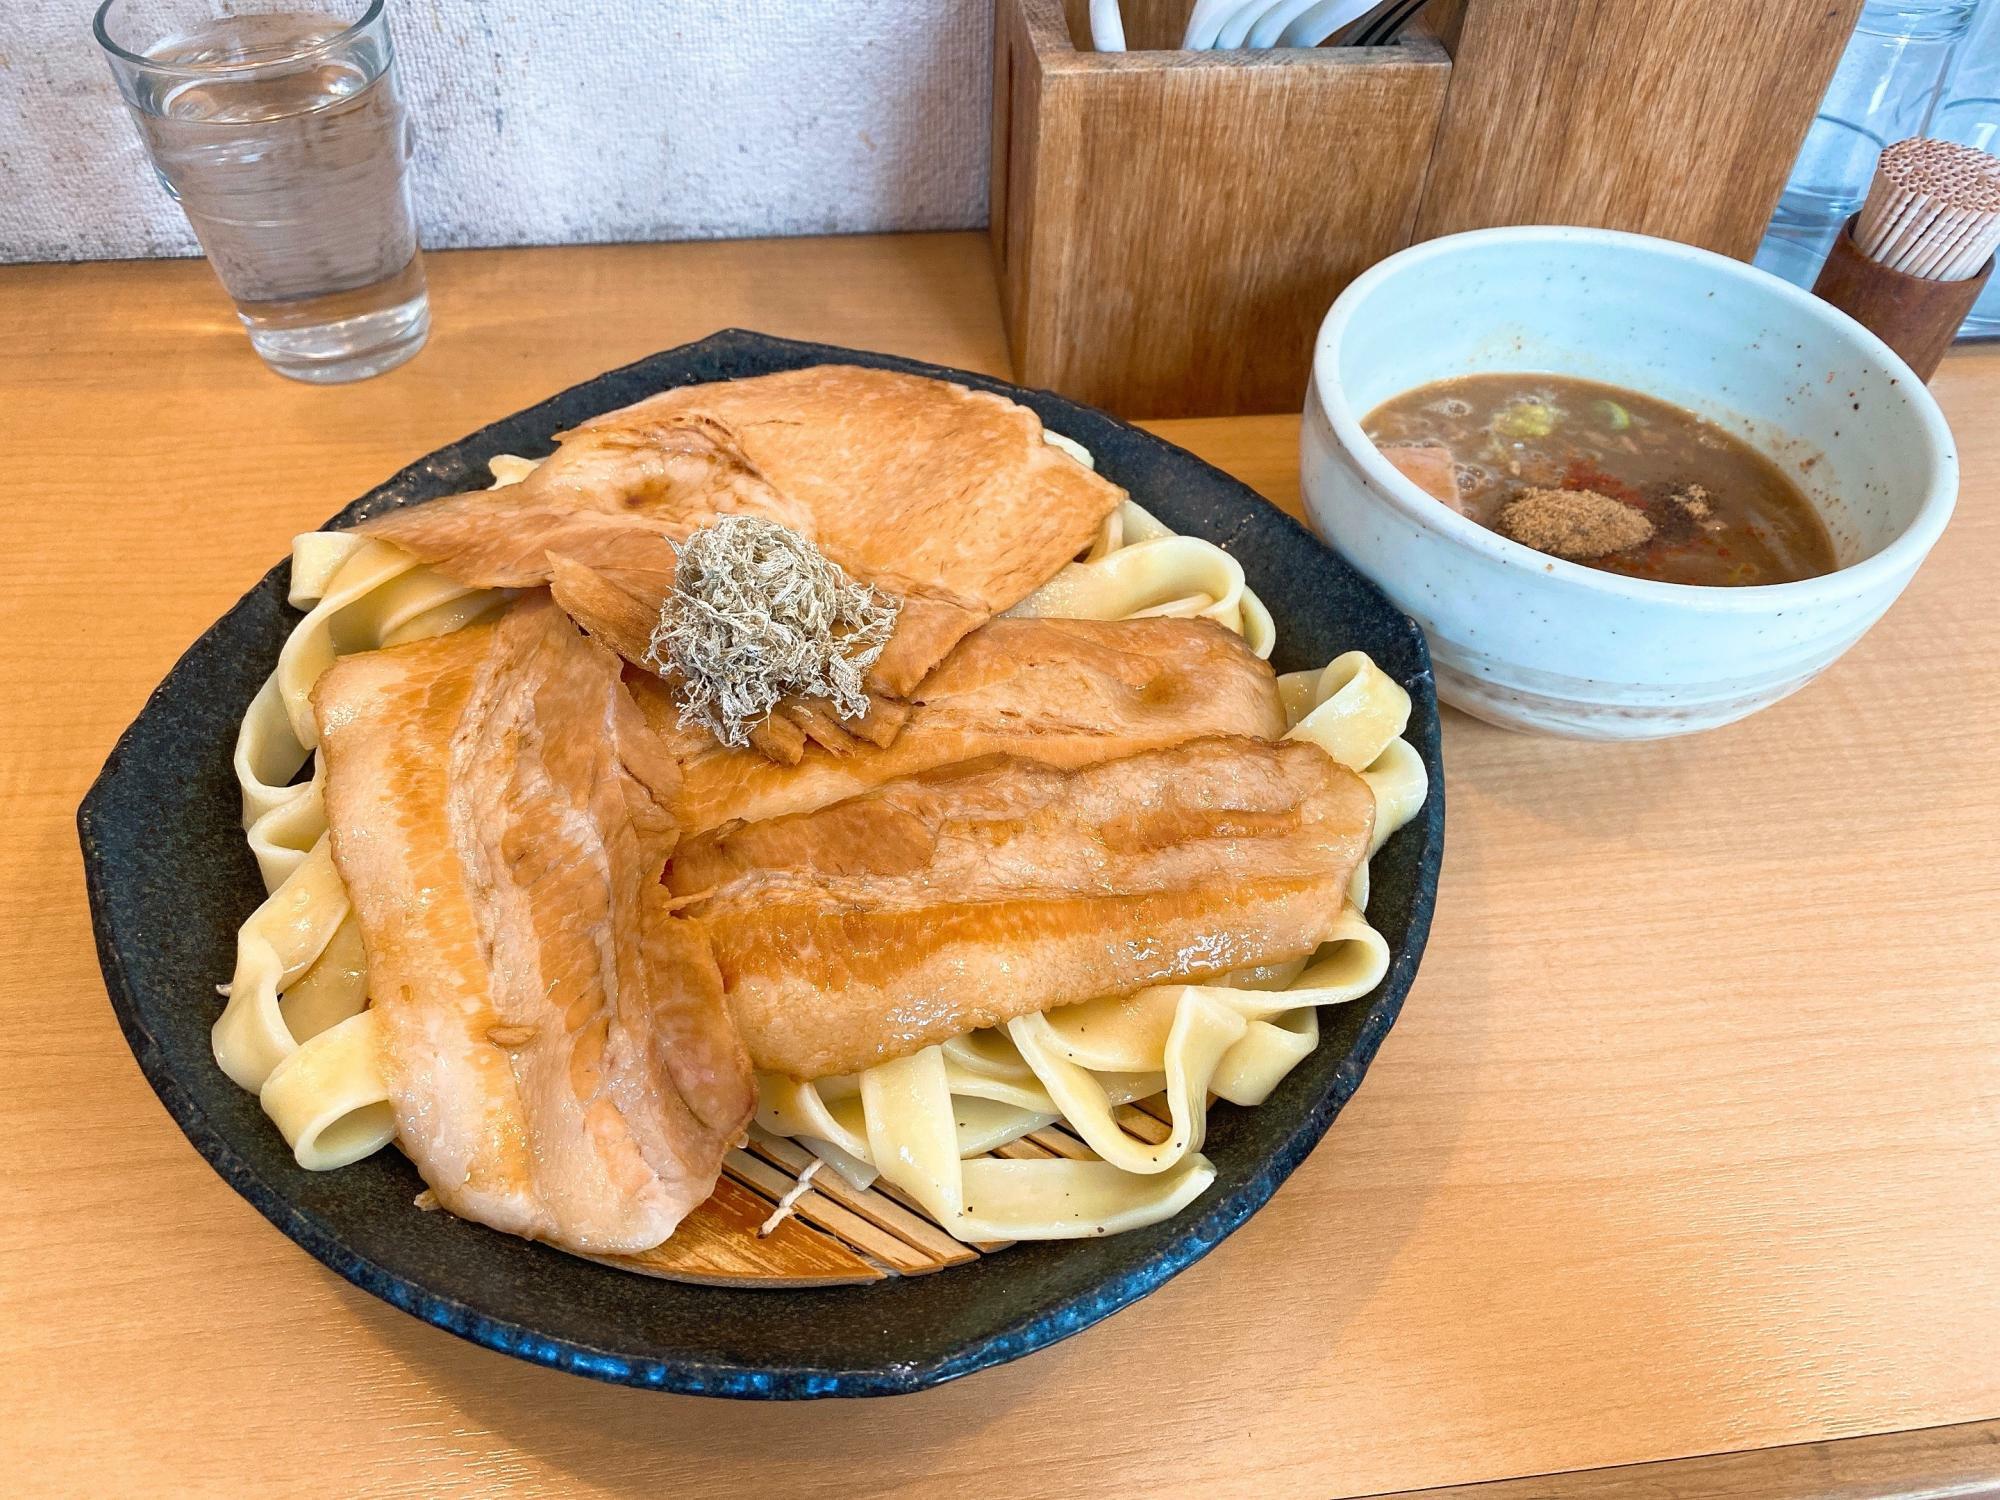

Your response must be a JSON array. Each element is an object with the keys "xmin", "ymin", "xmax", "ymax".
[{"xmin": 79, "ymin": 331, "xmax": 1444, "ymax": 1399}]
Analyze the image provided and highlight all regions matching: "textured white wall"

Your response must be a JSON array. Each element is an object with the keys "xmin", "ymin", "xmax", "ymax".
[{"xmin": 0, "ymin": 1, "xmax": 994, "ymax": 263}]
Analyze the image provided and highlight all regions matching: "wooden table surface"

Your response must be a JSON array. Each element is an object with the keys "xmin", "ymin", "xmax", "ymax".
[{"xmin": 5, "ymin": 233, "xmax": 1998, "ymax": 1500}]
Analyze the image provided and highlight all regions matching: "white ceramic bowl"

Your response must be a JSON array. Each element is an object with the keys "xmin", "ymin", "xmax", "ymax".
[{"xmin": 1301, "ymin": 226, "xmax": 1959, "ymax": 738}]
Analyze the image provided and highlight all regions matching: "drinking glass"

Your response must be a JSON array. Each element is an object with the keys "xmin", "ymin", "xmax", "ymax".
[
  {"xmin": 94, "ymin": 0, "xmax": 429, "ymax": 383},
  {"xmin": 1755, "ymin": 0, "xmax": 1979, "ymax": 289}
]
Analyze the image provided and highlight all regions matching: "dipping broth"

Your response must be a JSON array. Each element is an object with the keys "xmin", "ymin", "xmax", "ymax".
[{"xmin": 1364, "ymin": 374, "xmax": 1838, "ymax": 586}]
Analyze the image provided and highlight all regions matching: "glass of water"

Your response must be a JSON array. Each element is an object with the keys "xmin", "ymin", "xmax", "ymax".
[{"xmin": 94, "ymin": 0, "xmax": 428, "ymax": 383}]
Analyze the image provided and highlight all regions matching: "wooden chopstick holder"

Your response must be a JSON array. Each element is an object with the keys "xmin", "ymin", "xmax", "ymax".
[{"xmin": 1812, "ymin": 215, "xmax": 1994, "ymax": 383}]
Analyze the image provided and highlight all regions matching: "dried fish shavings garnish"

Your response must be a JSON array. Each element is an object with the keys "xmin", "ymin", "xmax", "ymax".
[{"xmin": 645, "ymin": 515, "xmax": 901, "ymax": 748}]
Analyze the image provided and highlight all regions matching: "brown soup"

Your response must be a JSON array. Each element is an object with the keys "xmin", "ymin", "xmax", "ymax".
[{"xmin": 1363, "ymin": 374, "xmax": 1838, "ymax": 586}]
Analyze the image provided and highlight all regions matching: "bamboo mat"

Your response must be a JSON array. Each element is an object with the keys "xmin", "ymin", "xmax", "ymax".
[{"xmin": 603, "ymin": 1098, "xmax": 1179, "ymax": 1286}]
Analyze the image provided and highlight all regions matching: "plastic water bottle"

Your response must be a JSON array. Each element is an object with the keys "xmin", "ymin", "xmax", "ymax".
[
  {"xmin": 1934, "ymin": 0, "xmax": 2000, "ymax": 335},
  {"xmin": 1756, "ymin": 0, "xmax": 1980, "ymax": 289}
]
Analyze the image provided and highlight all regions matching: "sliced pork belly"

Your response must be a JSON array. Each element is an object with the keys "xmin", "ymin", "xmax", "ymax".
[
  {"xmin": 633, "ymin": 616, "xmax": 1288, "ymax": 836},
  {"xmin": 544, "ymin": 552, "xmax": 669, "ymax": 672},
  {"xmin": 356, "ymin": 365, "xmax": 1125, "ymax": 699},
  {"xmin": 667, "ymin": 736, "xmax": 1374, "ymax": 1080},
  {"xmin": 314, "ymin": 598, "xmax": 754, "ymax": 1254}
]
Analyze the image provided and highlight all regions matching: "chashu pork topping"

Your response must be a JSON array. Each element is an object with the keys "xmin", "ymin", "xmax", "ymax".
[
  {"xmin": 630, "ymin": 615, "xmax": 1289, "ymax": 836},
  {"xmin": 355, "ymin": 365, "xmax": 1125, "ymax": 734},
  {"xmin": 314, "ymin": 598, "xmax": 754, "ymax": 1254},
  {"xmin": 667, "ymin": 735, "xmax": 1374, "ymax": 1080}
]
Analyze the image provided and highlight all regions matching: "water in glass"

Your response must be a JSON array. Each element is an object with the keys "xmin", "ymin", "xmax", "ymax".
[{"xmin": 100, "ymin": 4, "xmax": 427, "ymax": 382}]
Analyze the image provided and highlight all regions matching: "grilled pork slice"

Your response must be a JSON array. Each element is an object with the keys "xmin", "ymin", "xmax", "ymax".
[
  {"xmin": 356, "ymin": 365, "xmax": 1124, "ymax": 700},
  {"xmin": 314, "ymin": 599, "xmax": 754, "ymax": 1255},
  {"xmin": 632, "ymin": 616, "xmax": 1289, "ymax": 836},
  {"xmin": 668, "ymin": 736, "xmax": 1374, "ymax": 1080}
]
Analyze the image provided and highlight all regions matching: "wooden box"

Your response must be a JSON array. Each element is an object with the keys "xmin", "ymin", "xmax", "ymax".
[
  {"xmin": 991, "ymin": 0, "xmax": 1864, "ymax": 420},
  {"xmin": 990, "ymin": 0, "xmax": 1451, "ymax": 418}
]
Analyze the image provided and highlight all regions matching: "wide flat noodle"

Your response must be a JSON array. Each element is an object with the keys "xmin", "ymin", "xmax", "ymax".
[
  {"xmin": 260, "ymin": 1008, "xmax": 395, "ymax": 1171},
  {"xmin": 859, "ymin": 1047, "xmax": 1216, "ymax": 1241},
  {"xmin": 233, "ymin": 535, "xmax": 505, "ymax": 892},
  {"xmin": 1014, "ymin": 499, "xmax": 1277, "ymax": 659},
  {"xmin": 214, "ymin": 838, "xmax": 352, "ymax": 1091}
]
